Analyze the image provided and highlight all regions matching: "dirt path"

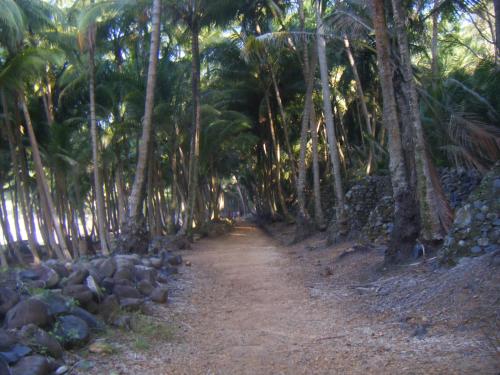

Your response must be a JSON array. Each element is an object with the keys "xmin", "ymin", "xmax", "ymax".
[{"xmin": 87, "ymin": 224, "xmax": 498, "ymax": 374}]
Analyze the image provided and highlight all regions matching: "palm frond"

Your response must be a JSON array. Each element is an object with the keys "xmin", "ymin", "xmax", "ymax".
[
  {"xmin": 0, "ymin": 0, "xmax": 25, "ymax": 50},
  {"xmin": 0, "ymin": 47, "xmax": 64, "ymax": 90}
]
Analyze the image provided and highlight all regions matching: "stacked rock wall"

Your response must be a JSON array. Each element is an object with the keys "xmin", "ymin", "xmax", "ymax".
[
  {"xmin": 440, "ymin": 163, "xmax": 500, "ymax": 263},
  {"xmin": 339, "ymin": 167, "xmax": 486, "ymax": 244}
]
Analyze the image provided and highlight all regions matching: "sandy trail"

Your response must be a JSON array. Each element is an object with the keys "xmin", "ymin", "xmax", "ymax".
[{"xmin": 86, "ymin": 223, "xmax": 498, "ymax": 374}]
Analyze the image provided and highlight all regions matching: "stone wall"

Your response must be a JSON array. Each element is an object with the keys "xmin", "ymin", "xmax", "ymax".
[
  {"xmin": 337, "ymin": 167, "xmax": 486, "ymax": 244},
  {"xmin": 439, "ymin": 168, "xmax": 482, "ymax": 209},
  {"xmin": 439, "ymin": 163, "xmax": 500, "ymax": 264}
]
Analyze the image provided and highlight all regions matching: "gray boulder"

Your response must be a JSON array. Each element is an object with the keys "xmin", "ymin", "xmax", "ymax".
[
  {"xmin": 36, "ymin": 294, "xmax": 70, "ymax": 317},
  {"xmin": 29, "ymin": 266, "xmax": 60, "ymax": 289},
  {"xmin": 119, "ymin": 298, "xmax": 143, "ymax": 312},
  {"xmin": 97, "ymin": 258, "xmax": 116, "ymax": 279},
  {"xmin": 133, "ymin": 265, "xmax": 157, "ymax": 284},
  {"xmin": 69, "ymin": 307, "xmax": 105, "ymax": 332},
  {"xmin": 98, "ymin": 295, "xmax": 119, "ymax": 323},
  {"xmin": 0, "ymin": 341, "xmax": 31, "ymax": 365},
  {"xmin": 4, "ymin": 299, "xmax": 51, "ymax": 329},
  {"xmin": 0, "ymin": 330, "xmax": 17, "ymax": 350},
  {"xmin": 65, "ymin": 268, "xmax": 88, "ymax": 286},
  {"xmin": 113, "ymin": 285, "xmax": 141, "ymax": 300},
  {"xmin": 17, "ymin": 324, "xmax": 63, "ymax": 359},
  {"xmin": 137, "ymin": 280, "xmax": 154, "ymax": 296},
  {"xmin": 52, "ymin": 315, "xmax": 90, "ymax": 349},
  {"xmin": 150, "ymin": 287, "xmax": 168, "ymax": 304},
  {"xmin": 62, "ymin": 284, "xmax": 93, "ymax": 305},
  {"xmin": 11, "ymin": 355, "xmax": 50, "ymax": 375},
  {"xmin": 0, "ymin": 357, "xmax": 10, "ymax": 375},
  {"xmin": 0, "ymin": 288, "xmax": 19, "ymax": 317}
]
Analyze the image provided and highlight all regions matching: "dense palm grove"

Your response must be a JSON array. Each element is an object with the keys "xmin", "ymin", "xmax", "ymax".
[{"xmin": 0, "ymin": 0, "xmax": 499, "ymax": 267}]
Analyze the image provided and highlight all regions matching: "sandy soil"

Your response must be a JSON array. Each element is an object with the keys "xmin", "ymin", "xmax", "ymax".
[{"xmin": 80, "ymin": 223, "xmax": 499, "ymax": 375}]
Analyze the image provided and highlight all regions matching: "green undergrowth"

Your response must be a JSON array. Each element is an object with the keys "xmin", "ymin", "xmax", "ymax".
[
  {"xmin": 129, "ymin": 313, "xmax": 177, "ymax": 351},
  {"xmin": 102, "ymin": 310, "xmax": 178, "ymax": 352}
]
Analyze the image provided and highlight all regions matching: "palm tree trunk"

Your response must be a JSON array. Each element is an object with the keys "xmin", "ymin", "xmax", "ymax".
[
  {"xmin": 310, "ymin": 113, "xmax": 325, "ymax": 228},
  {"xmin": 371, "ymin": 0, "xmax": 419, "ymax": 262},
  {"xmin": 431, "ymin": 0, "xmax": 440, "ymax": 78},
  {"xmin": 494, "ymin": 0, "xmax": 500, "ymax": 63},
  {"xmin": 115, "ymin": 161, "xmax": 126, "ymax": 227},
  {"xmin": 2, "ymin": 89, "xmax": 40, "ymax": 263},
  {"xmin": 169, "ymin": 132, "xmax": 179, "ymax": 233},
  {"xmin": 88, "ymin": 29, "xmax": 110, "ymax": 255},
  {"xmin": 127, "ymin": 0, "xmax": 161, "ymax": 222},
  {"xmin": 270, "ymin": 70, "xmax": 297, "ymax": 187},
  {"xmin": 298, "ymin": 0, "xmax": 325, "ymax": 228},
  {"xmin": 185, "ymin": 19, "xmax": 202, "ymax": 233},
  {"xmin": 315, "ymin": 2, "xmax": 347, "ymax": 234},
  {"xmin": 296, "ymin": 0, "xmax": 315, "ymax": 225},
  {"xmin": 0, "ymin": 187, "xmax": 23, "ymax": 264},
  {"xmin": 343, "ymin": 35, "xmax": 374, "ymax": 174},
  {"xmin": 20, "ymin": 95, "xmax": 72, "ymax": 261},
  {"xmin": 391, "ymin": 0, "xmax": 452, "ymax": 240},
  {"xmin": 266, "ymin": 93, "xmax": 292, "ymax": 222},
  {"xmin": 11, "ymin": 186, "xmax": 23, "ymax": 247}
]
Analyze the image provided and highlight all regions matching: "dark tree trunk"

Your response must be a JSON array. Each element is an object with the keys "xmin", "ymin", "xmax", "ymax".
[
  {"xmin": 371, "ymin": 0, "xmax": 419, "ymax": 263},
  {"xmin": 185, "ymin": 18, "xmax": 202, "ymax": 234},
  {"xmin": 494, "ymin": 0, "xmax": 500, "ymax": 63}
]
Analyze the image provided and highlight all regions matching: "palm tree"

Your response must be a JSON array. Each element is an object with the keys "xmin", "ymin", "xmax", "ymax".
[
  {"xmin": 76, "ymin": 7, "xmax": 112, "ymax": 254},
  {"xmin": 391, "ymin": 0, "xmax": 452, "ymax": 241},
  {"xmin": 127, "ymin": 0, "xmax": 162, "ymax": 224},
  {"xmin": 0, "ymin": 0, "xmax": 72, "ymax": 260},
  {"xmin": 20, "ymin": 95, "xmax": 72, "ymax": 260},
  {"xmin": 371, "ymin": 0, "xmax": 419, "ymax": 262},
  {"xmin": 315, "ymin": 0, "xmax": 347, "ymax": 236}
]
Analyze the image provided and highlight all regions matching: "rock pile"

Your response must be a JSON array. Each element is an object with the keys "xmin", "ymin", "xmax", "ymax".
[
  {"xmin": 440, "ymin": 163, "xmax": 500, "ymax": 264},
  {"xmin": 344, "ymin": 175, "xmax": 392, "ymax": 237},
  {"xmin": 363, "ymin": 195, "xmax": 395, "ymax": 242},
  {"xmin": 0, "ymin": 250, "xmax": 184, "ymax": 374},
  {"xmin": 439, "ymin": 167, "xmax": 482, "ymax": 209}
]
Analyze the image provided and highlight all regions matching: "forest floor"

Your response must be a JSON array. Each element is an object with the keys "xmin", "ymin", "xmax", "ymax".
[{"xmin": 76, "ymin": 222, "xmax": 500, "ymax": 375}]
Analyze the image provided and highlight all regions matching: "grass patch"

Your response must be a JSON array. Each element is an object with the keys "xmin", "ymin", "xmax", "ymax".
[{"xmin": 129, "ymin": 313, "xmax": 177, "ymax": 351}]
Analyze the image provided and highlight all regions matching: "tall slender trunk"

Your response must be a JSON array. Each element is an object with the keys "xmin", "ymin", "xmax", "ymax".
[
  {"xmin": 391, "ymin": 0, "xmax": 452, "ymax": 240},
  {"xmin": 266, "ymin": 93, "xmax": 292, "ymax": 221},
  {"xmin": 296, "ymin": 0, "xmax": 314, "ymax": 225},
  {"xmin": 20, "ymin": 95, "xmax": 72, "ymax": 260},
  {"xmin": 270, "ymin": 70, "xmax": 297, "ymax": 187},
  {"xmin": 315, "ymin": 2, "xmax": 347, "ymax": 234},
  {"xmin": 127, "ymin": 0, "xmax": 161, "ymax": 222},
  {"xmin": 169, "ymin": 129, "xmax": 179, "ymax": 233},
  {"xmin": 185, "ymin": 18, "xmax": 202, "ymax": 233},
  {"xmin": 431, "ymin": 0, "xmax": 440, "ymax": 78},
  {"xmin": 115, "ymin": 161, "xmax": 126, "ymax": 227},
  {"xmin": 1, "ymin": 89, "xmax": 40, "ymax": 263},
  {"xmin": 11, "ymin": 186, "xmax": 22, "ymax": 245},
  {"xmin": 20, "ymin": 144, "xmax": 40, "ymax": 247},
  {"xmin": 298, "ymin": 0, "xmax": 325, "ymax": 228},
  {"xmin": 371, "ymin": 0, "xmax": 419, "ymax": 262},
  {"xmin": 494, "ymin": 0, "xmax": 500, "ymax": 63},
  {"xmin": 296, "ymin": 67, "xmax": 315, "ymax": 222},
  {"xmin": 310, "ymin": 113, "xmax": 325, "ymax": 226},
  {"xmin": 88, "ymin": 26, "xmax": 110, "ymax": 255},
  {"xmin": 0, "ymin": 188, "xmax": 23, "ymax": 264},
  {"xmin": 343, "ymin": 36, "xmax": 374, "ymax": 174}
]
